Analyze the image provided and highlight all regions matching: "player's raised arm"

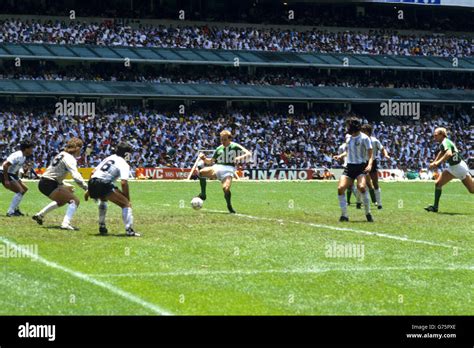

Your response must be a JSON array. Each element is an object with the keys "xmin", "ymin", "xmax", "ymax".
[
  {"xmin": 234, "ymin": 144, "xmax": 252, "ymax": 163},
  {"xmin": 199, "ymin": 152, "xmax": 215, "ymax": 165},
  {"xmin": 381, "ymin": 146, "xmax": 390, "ymax": 159}
]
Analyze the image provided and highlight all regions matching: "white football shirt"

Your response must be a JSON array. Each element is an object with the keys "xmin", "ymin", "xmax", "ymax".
[
  {"xmin": 345, "ymin": 133, "xmax": 373, "ymax": 164},
  {"xmin": 370, "ymin": 136, "xmax": 384, "ymax": 160},
  {"xmin": 91, "ymin": 154, "xmax": 130, "ymax": 183},
  {"xmin": 42, "ymin": 151, "xmax": 87, "ymax": 190},
  {"xmin": 3, "ymin": 150, "xmax": 26, "ymax": 175}
]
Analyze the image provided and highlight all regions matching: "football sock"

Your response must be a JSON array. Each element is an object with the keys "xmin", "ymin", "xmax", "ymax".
[
  {"xmin": 38, "ymin": 201, "xmax": 59, "ymax": 216},
  {"xmin": 8, "ymin": 193, "xmax": 24, "ymax": 214},
  {"xmin": 199, "ymin": 176, "xmax": 207, "ymax": 197},
  {"xmin": 338, "ymin": 194, "xmax": 348, "ymax": 217},
  {"xmin": 369, "ymin": 188, "xmax": 376, "ymax": 204},
  {"xmin": 434, "ymin": 188, "xmax": 442, "ymax": 208},
  {"xmin": 122, "ymin": 207, "xmax": 134, "ymax": 230},
  {"xmin": 224, "ymin": 190, "xmax": 232, "ymax": 207},
  {"xmin": 363, "ymin": 191, "xmax": 371, "ymax": 214},
  {"xmin": 98, "ymin": 201, "xmax": 107, "ymax": 225},
  {"xmin": 375, "ymin": 188, "xmax": 382, "ymax": 206},
  {"xmin": 62, "ymin": 201, "xmax": 77, "ymax": 226}
]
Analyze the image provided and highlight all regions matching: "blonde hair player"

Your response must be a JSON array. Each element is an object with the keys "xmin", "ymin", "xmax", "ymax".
[
  {"xmin": 33, "ymin": 138, "xmax": 88, "ymax": 230},
  {"xmin": 425, "ymin": 127, "xmax": 474, "ymax": 212},
  {"xmin": 194, "ymin": 130, "xmax": 252, "ymax": 213}
]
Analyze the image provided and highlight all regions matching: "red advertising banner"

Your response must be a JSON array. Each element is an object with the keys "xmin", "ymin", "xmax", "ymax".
[{"xmin": 136, "ymin": 168, "xmax": 191, "ymax": 180}]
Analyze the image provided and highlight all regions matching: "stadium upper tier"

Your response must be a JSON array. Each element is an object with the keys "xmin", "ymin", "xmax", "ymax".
[
  {"xmin": 0, "ymin": 79, "xmax": 473, "ymax": 103},
  {"xmin": 2, "ymin": 42, "xmax": 474, "ymax": 72},
  {"xmin": 0, "ymin": 19, "xmax": 473, "ymax": 61}
]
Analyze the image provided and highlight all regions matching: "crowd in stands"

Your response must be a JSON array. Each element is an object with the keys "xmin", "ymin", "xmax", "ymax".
[
  {"xmin": 0, "ymin": 108, "xmax": 471, "ymax": 173},
  {"xmin": 1, "ymin": 19, "xmax": 473, "ymax": 57},
  {"xmin": 1, "ymin": 1, "xmax": 472, "ymax": 32},
  {"xmin": 2, "ymin": 64, "xmax": 473, "ymax": 90}
]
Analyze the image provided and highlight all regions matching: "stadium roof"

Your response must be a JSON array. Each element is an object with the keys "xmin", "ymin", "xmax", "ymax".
[
  {"xmin": 1, "ymin": 43, "xmax": 473, "ymax": 72},
  {"xmin": 1, "ymin": 80, "xmax": 473, "ymax": 103}
]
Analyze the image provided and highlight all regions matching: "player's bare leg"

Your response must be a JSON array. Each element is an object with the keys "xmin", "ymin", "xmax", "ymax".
[
  {"xmin": 105, "ymin": 190, "xmax": 140, "ymax": 237},
  {"xmin": 4, "ymin": 180, "xmax": 27, "ymax": 217},
  {"xmin": 337, "ymin": 175, "xmax": 354, "ymax": 221},
  {"xmin": 196, "ymin": 167, "xmax": 216, "ymax": 200},
  {"xmin": 357, "ymin": 174, "xmax": 373, "ymax": 222},
  {"xmin": 425, "ymin": 170, "xmax": 454, "ymax": 212},
  {"xmin": 222, "ymin": 176, "xmax": 235, "ymax": 214},
  {"xmin": 461, "ymin": 175, "xmax": 474, "ymax": 194},
  {"xmin": 33, "ymin": 186, "xmax": 80, "ymax": 229}
]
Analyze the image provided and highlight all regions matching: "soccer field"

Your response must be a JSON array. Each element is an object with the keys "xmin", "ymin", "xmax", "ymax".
[{"xmin": 0, "ymin": 180, "xmax": 472, "ymax": 315}]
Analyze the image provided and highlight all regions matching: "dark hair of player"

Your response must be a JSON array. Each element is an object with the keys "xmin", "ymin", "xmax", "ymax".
[
  {"xmin": 361, "ymin": 124, "xmax": 373, "ymax": 136},
  {"xmin": 346, "ymin": 117, "xmax": 362, "ymax": 134},
  {"xmin": 116, "ymin": 142, "xmax": 133, "ymax": 157},
  {"xmin": 19, "ymin": 140, "xmax": 34, "ymax": 151}
]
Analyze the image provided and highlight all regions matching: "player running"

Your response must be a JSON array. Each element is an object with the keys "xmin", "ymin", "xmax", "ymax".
[
  {"xmin": 85, "ymin": 142, "xmax": 140, "ymax": 236},
  {"xmin": 195, "ymin": 130, "xmax": 252, "ymax": 214},
  {"xmin": 425, "ymin": 127, "xmax": 473, "ymax": 212},
  {"xmin": 361, "ymin": 124, "xmax": 391, "ymax": 210},
  {"xmin": 333, "ymin": 118, "xmax": 374, "ymax": 222},
  {"xmin": 32, "ymin": 138, "xmax": 88, "ymax": 230},
  {"xmin": 1, "ymin": 140, "xmax": 35, "ymax": 217}
]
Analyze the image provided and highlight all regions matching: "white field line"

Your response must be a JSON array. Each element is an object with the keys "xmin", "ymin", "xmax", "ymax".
[
  {"xmin": 0, "ymin": 237, "xmax": 173, "ymax": 316},
  {"xmin": 21, "ymin": 179, "xmax": 448, "ymax": 183},
  {"xmin": 205, "ymin": 209, "xmax": 462, "ymax": 249},
  {"xmin": 89, "ymin": 265, "xmax": 474, "ymax": 278}
]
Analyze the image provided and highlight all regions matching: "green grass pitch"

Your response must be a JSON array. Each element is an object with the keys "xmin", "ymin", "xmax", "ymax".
[{"xmin": 0, "ymin": 180, "xmax": 472, "ymax": 315}]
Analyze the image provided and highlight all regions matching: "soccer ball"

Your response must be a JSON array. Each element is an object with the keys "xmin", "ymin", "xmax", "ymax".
[{"xmin": 191, "ymin": 197, "xmax": 203, "ymax": 210}]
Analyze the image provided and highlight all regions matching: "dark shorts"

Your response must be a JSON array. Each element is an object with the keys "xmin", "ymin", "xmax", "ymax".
[
  {"xmin": 38, "ymin": 178, "xmax": 59, "ymax": 197},
  {"xmin": 370, "ymin": 160, "xmax": 379, "ymax": 174},
  {"xmin": 0, "ymin": 171, "xmax": 19, "ymax": 185},
  {"xmin": 88, "ymin": 178, "xmax": 116, "ymax": 199},
  {"xmin": 343, "ymin": 163, "xmax": 367, "ymax": 180}
]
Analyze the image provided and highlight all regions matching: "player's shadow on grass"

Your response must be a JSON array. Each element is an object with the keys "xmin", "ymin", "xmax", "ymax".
[
  {"xmin": 43, "ymin": 225, "xmax": 79, "ymax": 231},
  {"xmin": 89, "ymin": 233, "xmax": 130, "ymax": 237},
  {"xmin": 435, "ymin": 212, "xmax": 467, "ymax": 216}
]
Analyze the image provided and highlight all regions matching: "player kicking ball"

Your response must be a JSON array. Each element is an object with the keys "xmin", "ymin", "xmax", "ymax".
[
  {"xmin": 333, "ymin": 118, "xmax": 374, "ymax": 222},
  {"xmin": 85, "ymin": 142, "xmax": 140, "ymax": 237},
  {"xmin": 33, "ymin": 138, "xmax": 88, "ymax": 230},
  {"xmin": 425, "ymin": 127, "xmax": 473, "ymax": 212},
  {"xmin": 1, "ymin": 140, "xmax": 35, "ymax": 217},
  {"xmin": 195, "ymin": 130, "xmax": 252, "ymax": 214},
  {"xmin": 361, "ymin": 124, "xmax": 391, "ymax": 210}
]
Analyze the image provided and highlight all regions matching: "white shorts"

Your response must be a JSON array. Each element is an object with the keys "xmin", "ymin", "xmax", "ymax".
[
  {"xmin": 213, "ymin": 164, "xmax": 235, "ymax": 181},
  {"xmin": 446, "ymin": 160, "xmax": 470, "ymax": 180}
]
